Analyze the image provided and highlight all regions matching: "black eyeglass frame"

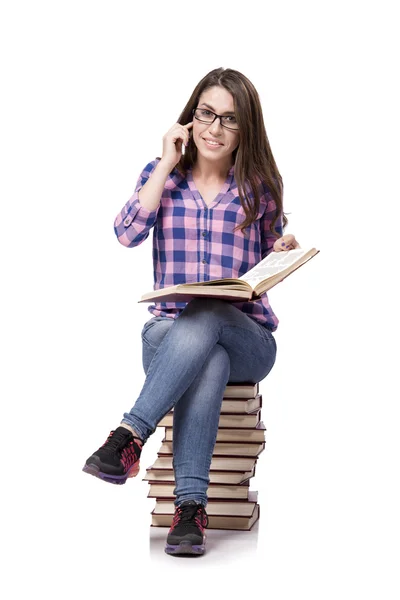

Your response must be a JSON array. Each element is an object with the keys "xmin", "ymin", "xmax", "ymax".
[{"xmin": 192, "ymin": 108, "xmax": 239, "ymax": 131}]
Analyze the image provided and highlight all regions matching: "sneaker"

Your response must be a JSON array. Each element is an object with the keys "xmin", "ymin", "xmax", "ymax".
[
  {"xmin": 82, "ymin": 426, "xmax": 142, "ymax": 484},
  {"xmin": 165, "ymin": 500, "xmax": 209, "ymax": 556}
]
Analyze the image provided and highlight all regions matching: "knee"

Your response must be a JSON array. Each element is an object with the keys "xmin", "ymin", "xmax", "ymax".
[
  {"xmin": 141, "ymin": 318, "xmax": 173, "ymax": 373},
  {"xmin": 141, "ymin": 317, "xmax": 173, "ymax": 349}
]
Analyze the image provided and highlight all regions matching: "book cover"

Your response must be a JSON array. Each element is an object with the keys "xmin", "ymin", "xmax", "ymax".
[
  {"xmin": 223, "ymin": 383, "xmax": 259, "ymax": 398},
  {"xmin": 151, "ymin": 494, "xmax": 260, "ymax": 530},
  {"xmin": 151, "ymin": 505, "xmax": 260, "ymax": 530},
  {"xmin": 163, "ymin": 393, "xmax": 261, "ymax": 415},
  {"xmin": 158, "ymin": 410, "xmax": 261, "ymax": 429},
  {"xmin": 149, "ymin": 455, "xmax": 257, "ymax": 472},
  {"xmin": 147, "ymin": 482, "xmax": 251, "ymax": 501},
  {"xmin": 164, "ymin": 394, "xmax": 261, "ymax": 415},
  {"xmin": 162, "ymin": 421, "xmax": 266, "ymax": 443},
  {"xmin": 144, "ymin": 465, "xmax": 256, "ymax": 485},
  {"xmin": 139, "ymin": 248, "xmax": 319, "ymax": 303},
  {"xmin": 220, "ymin": 394, "xmax": 261, "ymax": 414},
  {"xmin": 157, "ymin": 440, "xmax": 265, "ymax": 458}
]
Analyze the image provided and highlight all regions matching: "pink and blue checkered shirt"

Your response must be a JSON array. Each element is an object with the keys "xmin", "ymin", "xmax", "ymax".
[{"xmin": 114, "ymin": 159, "xmax": 283, "ymax": 331}]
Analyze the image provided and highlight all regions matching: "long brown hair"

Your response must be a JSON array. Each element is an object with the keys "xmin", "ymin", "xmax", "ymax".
[{"xmin": 175, "ymin": 67, "xmax": 287, "ymax": 236}]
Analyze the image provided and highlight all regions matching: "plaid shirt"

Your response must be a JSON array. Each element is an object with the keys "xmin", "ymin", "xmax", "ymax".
[{"xmin": 114, "ymin": 159, "xmax": 283, "ymax": 331}]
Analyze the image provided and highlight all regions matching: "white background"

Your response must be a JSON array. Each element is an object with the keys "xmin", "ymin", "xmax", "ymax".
[{"xmin": 1, "ymin": 1, "xmax": 399, "ymax": 598}]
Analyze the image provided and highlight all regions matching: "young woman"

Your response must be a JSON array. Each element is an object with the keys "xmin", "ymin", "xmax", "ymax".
[{"xmin": 83, "ymin": 67, "xmax": 299, "ymax": 556}]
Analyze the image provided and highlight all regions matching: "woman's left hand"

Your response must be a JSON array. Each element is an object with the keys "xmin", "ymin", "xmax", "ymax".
[{"xmin": 273, "ymin": 233, "xmax": 300, "ymax": 252}]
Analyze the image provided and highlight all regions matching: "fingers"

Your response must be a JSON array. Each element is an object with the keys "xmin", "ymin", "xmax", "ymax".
[
  {"xmin": 182, "ymin": 122, "xmax": 193, "ymax": 144},
  {"xmin": 182, "ymin": 122, "xmax": 193, "ymax": 145},
  {"xmin": 285, "ymin": 234, "xmax": 300, "ymax": 250},
  {"xmin": 170, "ymin": 123, "xmax": 191, "ymax": 146},
  {"xmin": 273, "ymin": 234, "xmax": 301, "ymax": 251},
  {"xmin": 162, "ymin": 123, "xmax": 194, "ymax": 168}
]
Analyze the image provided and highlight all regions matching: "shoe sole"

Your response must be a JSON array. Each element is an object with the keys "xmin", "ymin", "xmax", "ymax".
[
  {"xmin": 82, "ymin": 460, "xmax": 140, "ymax": 484},
  {"xmin": 165, "ymin": 540, "xmax": 205, "ymax": 556}
]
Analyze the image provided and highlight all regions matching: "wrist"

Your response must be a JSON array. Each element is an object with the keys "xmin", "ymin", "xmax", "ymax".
[{"xmin": 157, "ymin": 158, "xmax": 176, "ymax": 176}]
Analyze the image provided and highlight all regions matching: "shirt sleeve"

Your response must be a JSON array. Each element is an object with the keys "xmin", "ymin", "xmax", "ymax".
[
  {"xmin": 260, "ymin": 184, "xmax": 284, "ymax": 259},
  {"xmin": 114, "ymin": 159, "xmax": 161, "ymax": 248}
]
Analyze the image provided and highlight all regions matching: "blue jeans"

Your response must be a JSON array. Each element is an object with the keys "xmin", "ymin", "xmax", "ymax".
[{"xmin": 121, "ymin": 298, "xmax": 277, "ymax": 507}]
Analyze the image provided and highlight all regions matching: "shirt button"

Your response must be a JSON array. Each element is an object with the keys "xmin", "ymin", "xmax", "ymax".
[
  {"xmin": 123, "ymin": 216, "xmax": 132, "ymax": 227},
  {"xmin": 202, "ymin": 259, "xmax": 207, "ymax": 264},
  {"xmin": 202, "ymin": 231, "xmax": 207, "ymax": 237}
]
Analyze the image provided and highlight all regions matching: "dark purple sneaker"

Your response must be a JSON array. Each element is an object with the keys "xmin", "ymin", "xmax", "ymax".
[
  {"xmin": 165, "ymin": 500, "xmax": 209, "ymax": 556},
  {"xmin": 82, "ymin": 426, "xmax": 142, "ymax": 484}
]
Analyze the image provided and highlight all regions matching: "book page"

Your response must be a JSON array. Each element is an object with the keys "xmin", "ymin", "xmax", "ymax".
[{"xmin": 239, "ymin": 249, "xmax": 312, "ymax": 288}]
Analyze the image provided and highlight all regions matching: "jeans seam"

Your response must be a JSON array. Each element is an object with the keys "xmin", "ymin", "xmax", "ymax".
[{"xmin": 141, "ymin": 335, "xmax": 158, "ymax": 349}]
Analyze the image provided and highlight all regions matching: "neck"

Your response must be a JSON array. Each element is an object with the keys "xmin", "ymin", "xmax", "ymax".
[{"xmin": 192, "ymin": 155, "xmax": 233, "ymax": 181}]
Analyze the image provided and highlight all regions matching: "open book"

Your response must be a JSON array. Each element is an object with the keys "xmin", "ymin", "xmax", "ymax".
[{"xmin": 139, "ymin": 247, "xmax": 319, "ymax": 303}]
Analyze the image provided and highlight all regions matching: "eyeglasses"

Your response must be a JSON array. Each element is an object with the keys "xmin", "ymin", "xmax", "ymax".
[{"xmin": 192, "ymin": 108, "xmax": 239, "ymax": 131}]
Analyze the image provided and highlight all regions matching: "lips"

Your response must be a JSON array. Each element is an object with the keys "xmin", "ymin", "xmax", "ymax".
[{"xmin": 203, "ymin": 137, "xmax": 224, "ymax": 147}]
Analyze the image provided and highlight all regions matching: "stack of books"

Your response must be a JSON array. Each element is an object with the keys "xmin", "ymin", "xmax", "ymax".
[{"xmin": 144, "ymin": 382, "xmax": 265, "ymax": 530}]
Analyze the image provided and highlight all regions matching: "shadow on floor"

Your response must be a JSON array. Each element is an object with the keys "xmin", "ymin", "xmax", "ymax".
[{"xmin": 148, "ymin": 520, "xmax": 260, "ymax": 560}]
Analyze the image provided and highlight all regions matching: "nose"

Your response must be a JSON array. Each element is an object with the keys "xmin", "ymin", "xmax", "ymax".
[{"xmin": 208, "ymin": 116, "xmax": 223, "ymax": 136}]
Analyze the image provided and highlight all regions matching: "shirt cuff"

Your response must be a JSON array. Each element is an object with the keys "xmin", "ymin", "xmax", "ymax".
[{"xmin": 123, "ymin": 194, "xmax": 160, "ymax": 228}]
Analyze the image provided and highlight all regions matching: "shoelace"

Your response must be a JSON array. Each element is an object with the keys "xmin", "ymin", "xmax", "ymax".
[
  {"xmin": 102, "ymin": 430, "xmax": 131, "ymax": 454},
  {"xmin": 174, "ymin": 504, "xmax": 208, "ymax": 528}
]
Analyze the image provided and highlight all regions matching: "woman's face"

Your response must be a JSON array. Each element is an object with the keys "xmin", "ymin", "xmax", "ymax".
[{"xmin": 192, "ymin": 86, "xmax": 240, "ymax": 165}]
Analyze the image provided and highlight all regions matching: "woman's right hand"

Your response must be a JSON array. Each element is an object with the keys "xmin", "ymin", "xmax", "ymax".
[{"xmin": 160, "ymin": 122, "xmax": 193, "ymax": 170}]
